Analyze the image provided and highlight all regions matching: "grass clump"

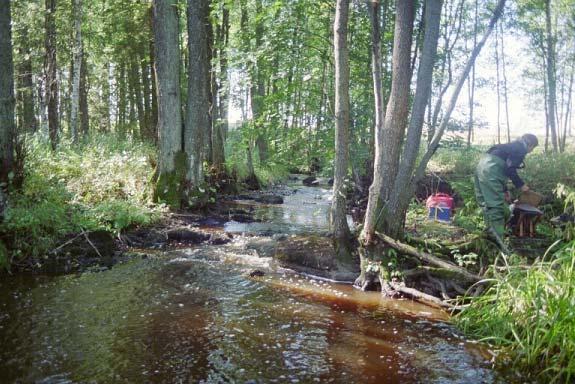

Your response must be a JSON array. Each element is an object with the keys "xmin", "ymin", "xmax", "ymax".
[
  {"xmin": 455, "ymin": 241, "xmax": 575, "ymax": 382},
  {"xmin": 0, "ymin": 134, "xmax": 165, "ymax": 269}
]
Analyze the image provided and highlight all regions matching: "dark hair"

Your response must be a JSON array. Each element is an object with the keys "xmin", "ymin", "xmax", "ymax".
[{"xmin": 521, "ymin": 133, "xmax": 538, "ymax": 148}]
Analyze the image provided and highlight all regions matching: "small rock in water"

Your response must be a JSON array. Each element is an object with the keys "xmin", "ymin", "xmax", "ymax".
[{"xmin": 249, "ymin": 269, "xmax": 265, "ymax": 277}]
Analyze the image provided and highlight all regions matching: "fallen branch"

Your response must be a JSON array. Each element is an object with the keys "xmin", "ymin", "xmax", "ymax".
[
  {"xmin": 374, "ymin": 231, "xmax": 480, "ymax": 283},
  {"xmin": 82, "ymin": 230, "xmax": 103, "ymax": 258},
  {"xmin": 388, "ymin": 281, "xmax": 466, "ymax": 310}
]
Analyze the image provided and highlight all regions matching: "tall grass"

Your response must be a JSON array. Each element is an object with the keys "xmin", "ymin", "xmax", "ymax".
[
  {"xmin": 455, "ymin": 241, "xmax": 575, "ymax": 382},
  {"xmin": 0, "ymin": 134, "xmax": 165, "ymax": 268}
]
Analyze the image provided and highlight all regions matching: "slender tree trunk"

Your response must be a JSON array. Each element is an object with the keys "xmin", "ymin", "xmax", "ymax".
[
  {"xmin": 45, "ymin": 0, "xmax": 59, "ymax": 150},
  {"xmin": 79, "ymin": 53, "xmax": 88, "ymax": 137},
  {"xmin": 130, "ymin": 59, "xmax": 145, "ymax": 139},
  {"xmin": 70, "ymin": 0, "xmax": 82, "ymax": 144},
  {"xmin": 368, "ymin": 0, "xmax": 384, "ymax": 188},
  {"xmin": 545, "ymin": 0, "xmax": 559, "ymax": 152},
  {"xmin": 363, "ymin": 0, "xmax": 414, "ymax": 239},
  {"xmin": 212, "ymin": 3, "xmax": 229, "ymax": 170},
  {"xmin": 153, "ymin": 0, "xmax": 184, "ymax": 208},
  {"xmin": 467, "ymin": 0, "xmax": 478, "ymax": 147},
  {"xmin": 561, "ymin": 61, "xmax": 574, "ymax": 152},
  {"xmin": 499, "ymin": 21, "xmax": 511, "ymax": 143},
  {"xmin": 185, "ymin": 0, "xmax": 211, "ymax": 187},
  {"xmin": 141, "ymin": 57, "xmax": 151, "ymax": 139},
  {"xmin": 413, "ymin": 0, "xmax": 507, "ymax": 186},
  {"xmin": 102, "ymin": 62, "xmax": 111, "ymax": 132},
  {"xmin": 331, "ymin": 0, "xmax": 353, "ymax": 266},
  {"xmin": 117, "ymin": 62, "xmax": 126, "ymax": 135},
  {"xmin": 495, "ymin": 24, "xmax": 501, "ymax": 144},
  {"xmin": 0, "ymin": 0, "xmax": 16, "ymax": 214},
  {"xmin": 380, "ymin": 0, "xmax": 443, "ymax": 240},
  {"xmin": 149, "ymin": 6, "xmax": 158, "ymax": 142},
  {"xmin": 16, "ymin": 29, "xmax": 37, "ymax": 133}
]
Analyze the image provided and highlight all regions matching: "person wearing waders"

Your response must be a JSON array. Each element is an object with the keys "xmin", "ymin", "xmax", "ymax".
[{"xmin": 474, "ymin": 134, "xmax": 538, "ymax": 251}]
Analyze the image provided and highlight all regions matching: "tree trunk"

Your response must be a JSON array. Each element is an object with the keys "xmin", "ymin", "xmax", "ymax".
[
  {"xmin": 331, "ymin": 0, "xmax": 352, "ymax": 256},
  {"xmin": 495, "ymin": 23, "xmax": 501, "ymax": 144},
  {"xmin": 560, "ymin": 61, "xmax": 574, "ymax": 152},
  {"xmin": 466, "ymin": 0, "xmax": 478, "ymax": 147},
  {"xmin": 363, "ymin": 0, "xmax": 414, "ymax": 240},
  {"xmin": 45, "ymin": 0, "xmax": 59, "ymax": 150},
  {"xmin": 79, "ymin": 53, "xmax": 89, "ymax": 138},
  {"xmin": 149, "ymin": 6, "xmax": 158, "ymax": 142},
  {"xmin": 185, "ymin": 0, "xmax": 211, "ymax": 188},
  {"xmin": 382, "ymin": 0, "xmax": 443, "ymax": 240},
  {"xmin": 16, "ymin": 28, "xmax": 37, "ymax": 134},
  {"xmin": 70, "ymin": 0, "xmax": 82, "ymax": 144},
  {"xmin": 0, "ymin": 0, "xmax": 16, "ymax": 212},
  {"xmin": 544, "ymin": 0, "xmax": 559, "ymax": 152},
  {"xmin": 152, "ymin": 0, "xmax": 185, "ymax": 208},
  {"xmin": 413, "ymin": 0, "xmax": 506, "ymax": 187},
  {"xmin": 212, "ymin": 3, "xmax": 229, "ymax": 170},
  {"xmin": 499, "ymin": 21, "xmax": 511, "ymax": 143}
]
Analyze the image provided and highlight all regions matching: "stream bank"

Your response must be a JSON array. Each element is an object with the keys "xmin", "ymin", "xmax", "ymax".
[{"xmin": 0, "ymin": 177, "xmax": 518, "ymax": 383}]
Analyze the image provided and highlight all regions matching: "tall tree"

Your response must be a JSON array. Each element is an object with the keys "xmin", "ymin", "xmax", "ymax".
[
  {"xmin": 544, "ymin": 0, "xmax": 559, "ymax": 152},
  {"xmin": 211, "ymin": 2, "xmax": 229, "ymax": 171},
  {"xmin": 0, "ymin": 0, "xmax": 16, "ymax": 218},
  {"xmin": 363, "ymin": 0, "xmax": 414, "ymax": 241},
  {"xmin": 152, "ymin": 0, "xmax": 184, "ymax": 207},
  {"xmin": 185, "ymin": 0, "xmax": 211, "ymax": 189},
  {"xmin": 16, "ymin": 28, "xmax": 37, "ymax": 134},
  {"xmin": 70, "ymin": 0, "xmax": 82, "ymax": 143},
  {"xmin": 45, "ymin": 0, "xmax": 59, "ymax": 150},
  {"xmin": 331, "ymin": 0, "xmax": 352, "ymax": 258}
]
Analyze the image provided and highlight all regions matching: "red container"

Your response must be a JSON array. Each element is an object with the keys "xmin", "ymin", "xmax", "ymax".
[
  {"xmin": 426, "ymin": 193, "xmax": 454, "ymax": 222},
  {"xmin": 426, "ymin": 193, "xmax": 454, "ymax": 209}
]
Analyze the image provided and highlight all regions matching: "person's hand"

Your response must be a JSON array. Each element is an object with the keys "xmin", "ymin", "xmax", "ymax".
[{"xmin": 521, "ymin": 185, "xmax": 530, "ymax": 192}]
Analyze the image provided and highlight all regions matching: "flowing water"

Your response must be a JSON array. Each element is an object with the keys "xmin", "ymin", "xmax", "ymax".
[{"xmin": 0, "ymin": 184, "xmax": 508, "ymax": 383}]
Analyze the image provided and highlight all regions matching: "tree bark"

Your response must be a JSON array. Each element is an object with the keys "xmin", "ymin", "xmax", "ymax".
[
  {"xmin": 0, "ymin": 0, "xmax": 16, "ymax": 205},
  {"xmin": 185, "ymin": 0, "xmax": 211, "ymax": 187},
  {"xmin": 499, "ymin": 21, "xmax": 511, "ymax": 143},
  {"xmin": 212, "ymin": 3, "xmax": 229, "ymax": 170},
  {"xmin": 16, "ymin": 28, "xmax": 37, "ymax": 134},
  {"xmin": 45, "ymin": 0, "xmax": 59, "ymax": 150},
  {"xmin": 363, "ymin": 0, "xmax": 414, "ymax": 240},
  {"xmin": 153, "ymin": 0, "xmax": 184, "ymax": 208},
  {"xmin": 331, "ymin": 0, "xmax": 352, "ymax": 246},
  {"xmin": 382, "ymin": 0, "xmax": 443, "ymax": 240},
  {"xmin": 544, "ymin": 0, "xmax": 559, "ymax": 152},
  {"xmin": 70, "ymin": 0, "xmax": 82, "ymax": 144},
  {"xmin": 79, "ymin": 53, "xmax": 89, "ymax": 138}
]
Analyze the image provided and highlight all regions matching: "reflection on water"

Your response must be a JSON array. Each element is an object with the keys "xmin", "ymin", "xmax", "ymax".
[
  {"xmin": 0, "ymin": 184, "xmax": 507, "ymax": 383},
  {"xmin": 0, "ymin": 247, "xmax": 501, "ymax": 383},
  {"xmin": 223, "ymin": 186, "xmax": 354, "ymax": 235}
]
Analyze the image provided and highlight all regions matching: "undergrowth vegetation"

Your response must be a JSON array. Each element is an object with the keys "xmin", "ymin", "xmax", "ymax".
[
  {"xmin": 430, "ymin": 146, "xmax": 575, "ymax": 382},
  {"xmin": 455, "ymin": 241, "xmax": 575, "ymax": 382},
  {"xmin": 0, "ymin": 134, "xmax": 165, "ymax": 269}
]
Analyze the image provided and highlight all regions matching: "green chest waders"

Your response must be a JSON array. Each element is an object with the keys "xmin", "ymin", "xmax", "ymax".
[{"xmin": 474, "ymin": 154, "xmax": 508, "ymax": 238}]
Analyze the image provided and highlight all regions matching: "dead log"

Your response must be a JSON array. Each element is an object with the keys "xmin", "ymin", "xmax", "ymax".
[{"xmin": 374, "ymin": 231, "xmax": 480, "ymax": 283}]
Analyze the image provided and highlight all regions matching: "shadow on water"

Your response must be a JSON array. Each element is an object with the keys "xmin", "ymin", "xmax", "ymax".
[{"xmin": 0, "ymin": 185, "xmax": 513, "ymax": 383}]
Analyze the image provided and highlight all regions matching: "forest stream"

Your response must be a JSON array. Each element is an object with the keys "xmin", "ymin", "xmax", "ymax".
[{"xmin": 0, "ymin": 181, "xmax": 508, "ymax": 383}]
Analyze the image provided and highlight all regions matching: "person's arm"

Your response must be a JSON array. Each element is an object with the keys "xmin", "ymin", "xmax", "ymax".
[{"xmin": 505, "ymin": 143, "xmax": 528, "ymax": 189}]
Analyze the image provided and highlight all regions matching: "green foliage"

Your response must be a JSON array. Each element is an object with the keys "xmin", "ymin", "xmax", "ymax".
[
  {"xmin": 0, "ymin": 134, "xmax": 164, "ymax": 267},
  {"xmin": 455, "ymin": 241, "xmax": 575, "ymax": 383}
]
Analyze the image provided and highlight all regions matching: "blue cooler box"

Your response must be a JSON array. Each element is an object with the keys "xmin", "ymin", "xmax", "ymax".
[{"xmin": 428, "ymin": 205, "xmax": 451, "ymax": 222}]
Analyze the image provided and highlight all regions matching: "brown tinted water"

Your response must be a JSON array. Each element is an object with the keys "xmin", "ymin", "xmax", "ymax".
[{"xmin": 0, "ymin": 185, "xmax": 507, "ymax": 383}]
